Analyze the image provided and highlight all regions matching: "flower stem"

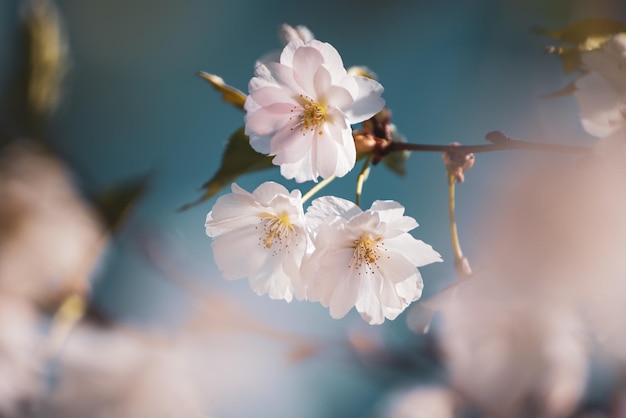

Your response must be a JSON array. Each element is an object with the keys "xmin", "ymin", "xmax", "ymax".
[
  {"xmin": 302, "ymin": 175, "xmax": 336, "ymax": 204},
  {"xmin": 447, "ymin": 172, "xmax": 472, "ymax": 278},
  {"xmin": 356, "ymin": 157, "xmax": 372, "ymax": 208}
]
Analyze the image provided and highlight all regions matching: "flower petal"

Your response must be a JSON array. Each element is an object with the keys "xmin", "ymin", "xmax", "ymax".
[
  {"xmin": 325, "ymin": 120, "xmax": 356, "ymax": 178},
  {"xmin": 328, "ymin": 268, "xmax": 361, "ymax": 319},
  {"xmin": 292, "ymin": 45, "xmax": 324, "ymax": 95},
  {"xmin": 385, "ymin": 234, "xmax": 443, "ymax": 267},
  {"xmin": 305, "ymin": 196, "xmax": 361, "ymax": 232},
  {"xmin": 212, "ymin": 225, "xmax": 270, "ymax": 280},
  {"xmin": 250, "ymin": 181, "xmax": 291, "ymax": 205},
  {"xmin": 245, "ymin": 102, "xmax": 297, "ymax": 138},
  {"xmin": 279, "ymin": 38, "xmax": 305, "ymax": 67},
  {"xmin": 343, "ymin": 76, "xmax": 385, "ymax": 124},
  {"xmin": 249, "ymin": 86, "xmax": 299, "ymax": 107},
  {"xmin": 308, "ymin": 40, "xmax": 344, "ymax": 71},
  {"xmin": 323, "ymin": 85, "xmax": 355, "ymax": 111},
  {"xmin": 355, "ymin": 273, "xmax": 385, "ymax": 325},
  {"xmin": 264, "ymin": 62, "xmax": 305, "ymax": 96},
  {"xmin": 314, "ymin": 127, "xmax": 339, "ymax": 180},
  {"xmin": 279, "ymin": 155, "xmax": 315, "ymax": 183},
  {"xmin": 271, "ymin": 123, "xmax": 314, "ymax": 164}
]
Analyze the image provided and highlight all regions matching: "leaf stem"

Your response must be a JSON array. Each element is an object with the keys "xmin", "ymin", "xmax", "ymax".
[{"xmin": 302, "ymin": 175, "xmax": 336, "ymax": 204}]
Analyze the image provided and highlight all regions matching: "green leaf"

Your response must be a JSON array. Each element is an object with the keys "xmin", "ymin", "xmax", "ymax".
[
  {"xmin": 94, "ymin": 174, "xmax": 151, "ymax": 231},
  {"xmin": 198, "ymin": 72, "xmax": 247, "ymax": 110},
  {"xmin": 382, "ymin": 127, "xmax": 409, "ymax": 176},
  {"xmin": 179, "ymin": 127, "xmax": 274, "ymax": 210}
]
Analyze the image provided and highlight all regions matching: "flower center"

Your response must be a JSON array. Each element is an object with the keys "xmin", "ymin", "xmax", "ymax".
[
  {"xmin": 257, "ymin": 211, "xmax": 296, "ymax": 252},
  {"xmin": 291, "ymin": 95, "xmax": 326, "ymax": 136},
  {"xmin": 350, "ymin": 235, "xmax": 385, "ymax": 274}
]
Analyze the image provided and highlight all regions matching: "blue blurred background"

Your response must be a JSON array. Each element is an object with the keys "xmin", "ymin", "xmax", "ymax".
[{"xmin": 1, "ymin": 0, "xmax": 624, "ymax": 416}]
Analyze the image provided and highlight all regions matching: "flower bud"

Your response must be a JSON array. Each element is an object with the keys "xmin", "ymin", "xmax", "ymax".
[
  {"xmin": 278, "ymin": 24, "xmax": 314, "ymax": 44},
  {"xmin": 442, "ymin": 142, "xmax": 475, "ymax": 183}
]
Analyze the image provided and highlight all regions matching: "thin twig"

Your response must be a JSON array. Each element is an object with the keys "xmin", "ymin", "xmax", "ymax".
[{"xmin": 385, "ymin": 131, "xmax": 590, "ymax": 156}]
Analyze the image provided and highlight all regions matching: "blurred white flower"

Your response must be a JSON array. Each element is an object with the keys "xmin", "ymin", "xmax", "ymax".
[
  {"xmin": 384, "ymin": 385, "xmax": 455, "ymax": 418},
  {"xmin": 424, "ymin": 152, "xmax": 626, "ymax": 417},
  {"xmin": 302, "ymin": 197, "xmax": 441, "ymax": 324},
  {"xmin": 205, "ymin": 182, "xmax": 308, "ymax": 302},
  {"xmin": 0, "ymin": 141, "xmax": 103, "ymax": 305},
  {"xmin": 575, "ymin": 33, "xmax": 626, "ymax": 141},
  {"xmin": 39, "ymin": 324, "xmax": 203, "ymax": 418},
  {"xmin": 0, "ymin": 297, "xmax": 41, "ymax": 416},
  {"xmin": 429, "ymin": 277, "xmax": 588, "ymax": 418},
  {"xmin": 245, "ymin": 39, "xmax": 385, "ymax": 182}
]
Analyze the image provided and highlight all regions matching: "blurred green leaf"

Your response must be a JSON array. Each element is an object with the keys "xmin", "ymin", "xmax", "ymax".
[
  {"xmin": 534, "ymin": 18, "xmax": 626, "ymax": 75},
  {"xmin": 0, "ymin": 0, "xmax": 68, "ymax": 144},
  {"xmin": 26, "ymin": 0, "xmax": 68, "ymax": 119},
  {"xmin": 382, "ymin": 151, "xmax": 408, "ymax": 176},
  {"xmin": 179, "ymin": 127, "xmax": 274, "ymax": 210},
  {"xmin": 532, "ymin": 18, "xmax": 626, "ymax": 45},
  {"xmin": 198, "ymin": 72, "xmax": 246, "ymax": 110},
  {"xmin": 382, "ymin": 128, "xmax": 409, "ymax": 176},
  {"xmin": 94, "ymin": 174, "xmax": 151, "ymax": 231}
]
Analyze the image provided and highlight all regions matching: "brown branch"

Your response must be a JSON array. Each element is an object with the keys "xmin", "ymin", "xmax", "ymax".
[{"xmin": 384, "ymin": 131, "xmax": 591, "ymax": 156}]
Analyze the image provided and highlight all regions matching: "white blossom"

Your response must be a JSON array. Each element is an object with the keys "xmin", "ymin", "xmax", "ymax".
[
  {"xmin": 0, "ymin": 141, "xmax": 103, "ymax": 305},
  {"xmin": 575, "ymin": 33, "xmax": 626, "ymax": 141},
  {"xmin": 302, "ymin": 197, "xmax": 441, "ymax": 324},
  {"xmin": 384, "ymin": 385, "xmax": 455, "ymax": 418},
  {"xmin": 244, "ymin": 39, "xmax": 385, "ymax": 182},
  {"xmin": 205, "ymin": 182, "xmax": 308, "ymax": 302},
  {"xmin": 428, "ymin": 276, "xmax": 588, "ymax": 418}
]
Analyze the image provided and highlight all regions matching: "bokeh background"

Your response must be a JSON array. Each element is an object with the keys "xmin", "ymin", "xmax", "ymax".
[{"xmin": 1, "ymin": 0, "xmax": 625, "ymax": 417}]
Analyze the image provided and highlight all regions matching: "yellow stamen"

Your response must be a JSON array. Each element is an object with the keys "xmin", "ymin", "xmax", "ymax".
[
  {"xmin": 258, "ymin": 212, "xmax": 296, "ymax": 253},
  {"xmin": 290, "ymin": 95, "xmax": 326, "ymax": 135},
  {"xmin": 350, "ymin": 235, "xmax": 386, "ymax": 274}
]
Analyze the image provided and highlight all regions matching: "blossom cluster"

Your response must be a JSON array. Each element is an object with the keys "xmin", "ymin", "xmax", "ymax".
[
  {"xmin": 206, "ymin": 182, "xmax": 441, "ymax": 324},
  {"xmin": 205, "ymin": 36, "xmax": 441, "ymax": 324},
  {"xmin": 202, "ymin": 23, "xmax": 626, "ymax": 415},
  {"xmin": 418, "ymin": 31, "xmax": 626, "ymax": 417}
]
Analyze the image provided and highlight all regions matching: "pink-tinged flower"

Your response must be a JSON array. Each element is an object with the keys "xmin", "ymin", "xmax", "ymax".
[
  {"xmin": 426, "ymin": 276, "xmax": 588, "ymax": 418},
  {"xmin": 575, "ymin": 34, "xmax": 626, "ymax": 140},
  {"xmin": 385, "ymin": 385, "xmax": 456, "ymax": 418},
  {"xmin": 302, "ymin": 197, "xmax": 442, "ymax": 324},
  {"xmin": 0, "ymin": 141, "xmax": 103, "ymax": 305},
  {"xmin": 205, "ymin": 182, "xmax": 308, "ymax": 302},
  {"xmin": 244, "ymin": 39, "xmax": 385, "ymax": 182}
]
